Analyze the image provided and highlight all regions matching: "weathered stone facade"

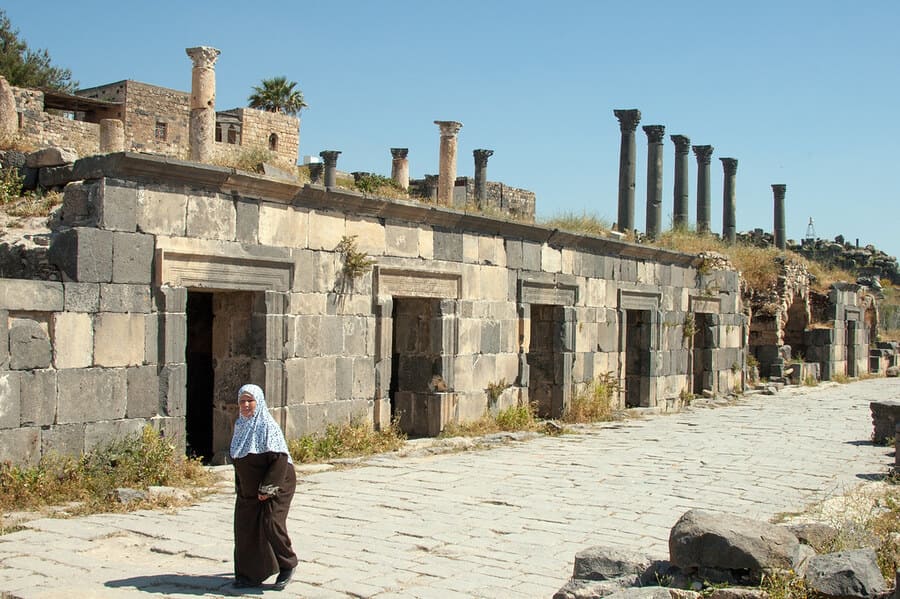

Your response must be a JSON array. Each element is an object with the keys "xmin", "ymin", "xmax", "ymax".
[
  {"xmin": 408, "ymin": 176, "xmax": 537, "ymax": 222},
  {"xmin": 746, "ymin": 258, "xmax": 874, "ymax": 381},
  {"xmin": 0, "ymin": 152, "xmax": 745, "ymax": 465},
  {"xmin": 8, "ymin": 79, "xmax": 299, "ymax": 168}
]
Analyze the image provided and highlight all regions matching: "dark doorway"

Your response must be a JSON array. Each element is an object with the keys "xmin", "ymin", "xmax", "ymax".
[
  {"xmin": 783, "ymin": 294, "xmax": 809, "ymax": 361},
  {"xmin": 846, "ymin": 320, "xmax": 858, "ymax": 377},
  {"xmin": 186, "ymin": 291, "xmax": 214, "ymax": 460},
  {"xmin": 390, "ymin": 297, "xmax": 443, "ymax": 435},
  {"xmin": 692, "ymin": 313, "xmax": 714, "ymax": 395},
  {"xmin": 625, "ymin": 309, "xmax": 651, "ymax": 408},
  {"xmin": 527, "ymin": 304, "xmax": 564, "ymax": 418}
]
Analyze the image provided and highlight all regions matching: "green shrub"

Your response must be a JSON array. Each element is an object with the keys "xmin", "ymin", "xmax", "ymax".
[
  {"xmin": 495, "ymin": 403, "xmax": 535, "ymax": 431},
  {"xmin": 0, "ymin": 426, "xmax": 211, "ymax": 514},
  {"xmin": 563, "ymin": 372, "xmax": 621, "ymax": 423},
  {"xmin": 287, "ymin": 419, "xmax": 405, "ymax": 463},
  {"xmin": 0, "ymin": 167, "xmax": 23, "ymax": 205}
]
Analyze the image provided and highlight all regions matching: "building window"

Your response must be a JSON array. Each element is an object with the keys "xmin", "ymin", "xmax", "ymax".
[
  {"xmin": 227, "ymin": 127, "xmax": 237, "ymax": 144},
  {"xmin": 155, "ymin": 121, "xmax": 168, "ymax": 142},
  {"xmin": 268, "ymin": 133, "xmax": 278, "ymax": 151},
  {"xmin": 215, "ymin": 123, "xmax": 222, "ymax": 142}
]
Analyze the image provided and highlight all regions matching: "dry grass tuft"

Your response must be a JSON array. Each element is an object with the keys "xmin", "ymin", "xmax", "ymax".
[
  {"xmin": 287, "ymin": 419, "xmax": 406, "ymax": 463},
  {"xmin": 539, "ymin": 212, "xmax": 611, "ymax": 237}
]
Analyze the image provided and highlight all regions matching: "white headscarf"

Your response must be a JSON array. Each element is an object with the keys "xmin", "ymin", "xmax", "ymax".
[{"xmin": 230, "ymin": 384, "xmax": 293, "ymax": 463}]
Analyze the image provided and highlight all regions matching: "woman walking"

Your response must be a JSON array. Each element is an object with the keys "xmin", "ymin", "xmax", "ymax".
[{"xmin": 230, "ymin": 383, "xmax": 298, "ymax": 590}]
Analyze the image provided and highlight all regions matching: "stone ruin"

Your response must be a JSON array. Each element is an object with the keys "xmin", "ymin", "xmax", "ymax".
[
  {"xmin": 555, "ymin": 510, "xmax": 890, "ymax": 599},
  {"xmin": 0, "ymin": 44, "xmax": 890, "ymax": 467}
]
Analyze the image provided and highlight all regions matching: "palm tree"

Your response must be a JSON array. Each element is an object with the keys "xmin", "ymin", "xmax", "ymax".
[{"xmin": 247, "ymin": 76, "xmax": 307, "ymax": 116}]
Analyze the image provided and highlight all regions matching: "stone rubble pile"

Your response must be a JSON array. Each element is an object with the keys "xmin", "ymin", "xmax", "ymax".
[{"xmin": 555, "ymin": 510, "xmax": 890, "ymax": 599}]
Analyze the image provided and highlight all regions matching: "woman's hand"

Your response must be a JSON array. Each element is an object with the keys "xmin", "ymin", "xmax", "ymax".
[{"xmin": 258, "ymin": 494, "xmax": 270, "ymax": 502}]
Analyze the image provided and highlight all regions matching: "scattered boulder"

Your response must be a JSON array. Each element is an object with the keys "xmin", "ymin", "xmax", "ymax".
[
  {"xmin": 553, "ymin": 577, "xmax": 639, "ymax": 599},
  {"xmin": 573, "ymin": 546, "xmax": 654, "ymax": 582},
  {"xmin": 886, "ymin": 366, "xmax": 899, "ymax": 378},
  {"xmin": 705, "ymin": 589, "xmax": 769, "ymax": 599},
  {"xmin": 787, "ymin": 522, "xmax": 840, "ymax": 551},
  {"xmin": 25, "ymin": 147, "xmax": 78, "ymax": 168},
  {"xmin": 804, "ymin": 548, "xmax": 887, "ymax": 599},
  {"xmin": 602, "ymin": 588, "xmax": 699, "ymax": 599},
  {"xmin": 668, "ymin": 510, "xmax": 800, "ymax": 580},
  {"xmin": 147, "ymin": 486, "xmax": 192, "ymax": 501},
  {"xmin": 112, "ymin": 488, "xmax": 147, "ymax": 503}
]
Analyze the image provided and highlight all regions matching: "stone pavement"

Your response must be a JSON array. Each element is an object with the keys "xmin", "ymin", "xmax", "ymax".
[{"xmin": 1, "ymin": 378, "xmax": 897, "ymax": 599}]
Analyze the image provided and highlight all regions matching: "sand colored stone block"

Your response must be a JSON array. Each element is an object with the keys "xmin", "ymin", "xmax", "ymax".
[
  {"xmin": 52, "ymin": 312, "xmax": 93, "ymax": 369},
  {"xmin": 138, "ymin": 188, "xmax": 187, "ymax": 236},
  {"xmin": 259, "ymin": 202, "xmax": 308, "ymax": 248},
  {"xmin": 94, "ymin": 313, "xmax": 145, "ymax": 367},
  {"xmin": 308, "ymin": 211, "xmax": 345, "ymax": 250}
]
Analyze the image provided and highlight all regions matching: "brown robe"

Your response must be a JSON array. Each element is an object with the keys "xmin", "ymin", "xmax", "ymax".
[{"xmin": 233, "ymin": 452, "xmax": 298, "ymax": 583}]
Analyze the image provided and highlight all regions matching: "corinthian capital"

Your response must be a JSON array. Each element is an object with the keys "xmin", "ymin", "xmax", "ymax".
[
  {"xmin": 670, "ymin": 134, "xmax": 691, "ymax": 154},
  {"xmin": 613, "ymin": 109, "xmax": 641, "ymax": 133},
  {"xmin": 692, "ymin": 145, "xmax": 714, "ymax": 165},
  {"xmin": 185, "ymin": 46, "xmax": 221, "ymax": 69},
  {"xmin": 390, "ymin": 148, "xmax": 408, "ymax": 159},
  {"xmin": 319, "ymin": 150, "xmax": 341, "ymax": 167},
  {"xmin": 642, "ymin": 125, "xmax": 666, "ymax": 143},
  {"xmin": 434, "ymin": 120, "xmax": 463, "ymax": 137},
  {"xmin": 473, "ymin": 149, "xmax": 494, "ymax": 168},
  {"xmin": 720, "ymin": 157, "xmax": 738, "ymax": 175},
  {"xmin": 771, "ymin": 184, "xmax": 786, "ymax": 199}
]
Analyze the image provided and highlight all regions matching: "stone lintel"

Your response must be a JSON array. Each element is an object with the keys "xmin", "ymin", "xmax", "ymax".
[
  {"xmin": 518, "ymin": 279, "xmax": 578, "ymax": 306},
  {"xmin": 374, "ymin": 267, "xmax": 462, "ymax": 300},
  {"xmin": 618, "ymin": 289, "xmax": 662, "ymax": 311},
  {"xmin": 155, "ymin": 249, "xmax": 293, "ymax": 292},
  {"xmin": 689, "ymin": 295, "xmax": 722, "ymax": 314}
]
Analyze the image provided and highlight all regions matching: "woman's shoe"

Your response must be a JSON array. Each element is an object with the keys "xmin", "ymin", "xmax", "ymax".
[
  {"xmin": 272, "ymin": 567, "xmax": 294, "ymax": 590},
  {"xmin": 233, "ymin": 575, "xmax": 258, "ymax": 588}
]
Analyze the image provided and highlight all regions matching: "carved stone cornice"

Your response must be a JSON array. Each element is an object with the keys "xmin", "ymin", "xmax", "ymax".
[
  {"xmin": 670, "ymin": 134, "xmax": 691, "ymax": 154},
  {"xmin": 692, "ymin": 145, "xmax": 714, "ymax": 165},
  {"xmin": 391, "ymin": 148, "xmax": 408, "ymax": 159},
  {"xmin": 771, "ymin": 184, "xmax": 786, "ymax": 199},
  {"xmin": 185, "ymin": 46, "xmax": 221, "ymax": 69},
  {"xmin": 434, "ymin": 120, "xmax": 463, "ymax": 137},
  {"xmin": 319, "ymin": 150, "xmax": 341, "ymax": 167},
  {"xmin": 642, "ymin": 125, "xmax": 666, "ymax": 143},
  {"xmin": 720, "ymin": 157, "xmax": 738, "ymax": 175},
  {"xmin": 473, "ymin": 149, "xmax": 494, "ymax": 168},
  {"xmin": 613, "ymin": 109, "xmax": 641, "ymax": 133}
]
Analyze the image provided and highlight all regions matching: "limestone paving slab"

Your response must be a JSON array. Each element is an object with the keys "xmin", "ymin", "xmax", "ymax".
[{"xmin": 0, "ymin": 379, "xmax": 895, "ymax": 598}]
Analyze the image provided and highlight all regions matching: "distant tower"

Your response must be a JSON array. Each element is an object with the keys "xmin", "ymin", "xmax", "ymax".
[{"xmin": 805, "ymin": 217, "xmax": 816, "ymax": 242}]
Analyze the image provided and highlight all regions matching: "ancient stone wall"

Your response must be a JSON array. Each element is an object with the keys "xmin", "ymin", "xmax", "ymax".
[
  {"xmin": 12, "ymin": 88, "xmax": 100, "ymax": 156},
  {"xmin": 79, "ymin": 81, "xmax": 190, "ymax": 157},
  {"xmin": 408, "ymin": 177, "xmax": 537, "ymax": 222},
  {"xmin": 0, "ymin": 154, "xmax": 746, "ymax": 465},
  {"xmin": 224, "ymin": 108, "xmax": 299, "ymax": 168}
]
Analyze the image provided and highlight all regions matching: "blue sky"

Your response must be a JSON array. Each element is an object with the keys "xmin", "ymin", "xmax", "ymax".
[{"xmin": 5, "ymin": 1, "xmax": 899, "ymax": 260}]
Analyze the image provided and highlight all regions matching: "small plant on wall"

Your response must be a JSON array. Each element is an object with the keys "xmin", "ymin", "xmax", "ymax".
[
  {"xmin": 682, "ymin": 313, "xmax": 697, "ymax": 345},
  {"xmin": 336, "ymin": 235, "xmax": 375, "ymax": 280}
]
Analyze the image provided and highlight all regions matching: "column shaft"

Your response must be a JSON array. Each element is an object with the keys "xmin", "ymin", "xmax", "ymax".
[
  {"xmin": 772, "ymin": 184, "xmax": 787, "ymax": 250},
  {"xmin": 671, "ymin": 135, "xmax": 691, "ymax": 229},
  {"xmin": 692, "ymin": 145, "xmax": 714, "ymax": 234},
  {"xmin": 643, "ymin": 125, "xmax": 665, "ymax": 239},
  {"xmin": 185, "ymin": 46, "xmax": 221, "ymax": 163},
  {"xmin": 614, "ymin": 109, "xmax": 641, "ymax": 232},
  {"xmin": 473, "ymin": 149, "xmax": 494, "ymax": 206},
  {"xmin": 434, "ymin": 121, "xmax": 462, "ymax": 206},
  {"xmin": 721, "ymin": 158, "xmax": 738, "ymax": 244},
  {"xmin": 390, "ymin": 148, "xmax": 409, "ymax": 190},
  {"xmin": 319, "ymin": 150, "xmax": 341, "ymax": 188}
]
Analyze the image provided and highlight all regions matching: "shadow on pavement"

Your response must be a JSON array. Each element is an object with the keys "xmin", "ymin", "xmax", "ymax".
[{"xmin": 105, "ymin": 573, "xmax": 259, "ymax": 595}]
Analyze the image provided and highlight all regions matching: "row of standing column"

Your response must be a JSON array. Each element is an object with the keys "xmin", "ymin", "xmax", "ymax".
[{"xmin": 615, "ymin": 109, "xmax": 788, "ymax": 248}]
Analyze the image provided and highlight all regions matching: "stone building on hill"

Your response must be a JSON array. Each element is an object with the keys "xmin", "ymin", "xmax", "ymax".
[{"xmin": 9, "ymin": 78, "xmax": 299, "ymax": 169}]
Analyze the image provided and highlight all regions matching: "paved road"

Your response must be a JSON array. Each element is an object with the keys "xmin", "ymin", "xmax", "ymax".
[{"xmin": 1, "ymin": 378, "xmax": 897, "ymax": 599}]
